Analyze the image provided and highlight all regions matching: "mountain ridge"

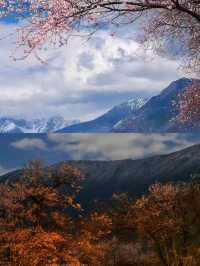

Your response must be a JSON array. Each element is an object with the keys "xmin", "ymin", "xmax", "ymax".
[
  {"xmin": 0, "ymin": 116, "xmax": 79, "ymax": 133},
  {"xmin": 1, "ymin": 77, "xmax": 199, "ymax": 133},
  {"xmin": 114, "ymin": 77, "xmax": 200, "ymax": 132},
  {"xmin": 1, "ymin": 143, "xmax": 200, "ymax": 208},
  {"xmin": 58, "ymin": 77, "xmax": 200, "ymax": 133},
  {"xmin": 57, "ymin": 97, "xmax": 147, "ymax": 133}
]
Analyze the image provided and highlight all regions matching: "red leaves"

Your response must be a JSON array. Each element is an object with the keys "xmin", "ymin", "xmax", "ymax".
[
  {"xmin": 1, "ymin": 159, "xmax": 200, "ymax": 265},
  {"xmin": 0, "ymin": 0, "xmax": 198, "ymax": 69},
  {"xmin": 177, "ymin": 81, "xmax": 200, "ymax": 126},
  {"xmin": 0, "ymin": 161, "xmax": 87, "ymax": 264}
]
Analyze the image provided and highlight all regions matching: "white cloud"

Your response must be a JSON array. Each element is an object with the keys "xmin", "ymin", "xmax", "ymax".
[
  {"xmin": 11, "ymin": 138, "xmax": 47, "ymax": 151},
  {"xmin": 0, "ymin": 23, "xmax": 187, "ymax": 120},
  {"xmin": 6, "ymin": 134, "xmax": 199, "ymax": 161},
  {"xmin": 48, "ymin": 133, "xmax": 195, "ymax": 160}
]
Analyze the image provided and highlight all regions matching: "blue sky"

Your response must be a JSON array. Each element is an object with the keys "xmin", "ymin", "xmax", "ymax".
[{"xmin": 0, "ymin": 19, "xmax": 189, "ymax": 121}]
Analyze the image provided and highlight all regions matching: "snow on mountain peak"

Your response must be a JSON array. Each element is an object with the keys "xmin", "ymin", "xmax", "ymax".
[
  {"xmin": 0, "ymin": 116, "xmax": 79, "ymax": 133},
  {"xmin": 125, "ymin": 98, "xmax": 147, "ymax": 110}
]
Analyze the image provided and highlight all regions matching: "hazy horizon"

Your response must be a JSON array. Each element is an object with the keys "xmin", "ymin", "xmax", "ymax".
[{"xmin": 0, "ymin": 133, "xmax": 200, "ymax": 176}]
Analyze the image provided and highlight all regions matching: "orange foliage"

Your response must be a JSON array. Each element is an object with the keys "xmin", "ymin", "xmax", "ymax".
[
  {"xmin": 1, "ymin": 161, "xmax": 200, "ymax": 265},
  {"xmin": 178, "ymin": 81, "xmax": 200, "ymax": 127},
  {"xmin": 134, "ymin": 183, "xmax": 200, "ymax": 266},
  {"xmin": 1, "ymin": 228, "xmax": 81, "ymax": 266},
  {"xmin": 0, "ymin": 161, "xmax": 86, "ymax": 265}
]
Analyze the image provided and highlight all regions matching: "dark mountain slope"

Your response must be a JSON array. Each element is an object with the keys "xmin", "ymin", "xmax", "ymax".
[
  {"xmin": 1, "ymin": 144, "xmax": 200, "ymax": 208},
  {"xmin": 58, "ymin": 98, "xmax": 146, "ymax": 133},
  {"xmin": 114, "ymin": 78, "xmax": 200, "ymax": 132},
  {"xmin": 58, "ymin": 78, "xmax": 200, "ymax": 133}
]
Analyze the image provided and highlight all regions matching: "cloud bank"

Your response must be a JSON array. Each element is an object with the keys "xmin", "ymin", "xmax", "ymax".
[
  {"xmin": 48, "ymin": 134, "xmax": 195, "ymax": 160},
  {"xmin": 0, "ymin": 23, "xmax": 185, "ymax": 120},
  {"xmin": 10, "ymin": 134, "xmax": 199, "ymax": 161},
  {"xmin": 11, "ymin": 138, "xmax": 47, "ymax": 151}
]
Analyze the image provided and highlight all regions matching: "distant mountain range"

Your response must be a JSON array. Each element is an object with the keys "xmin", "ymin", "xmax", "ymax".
[
  {"xmin": 58, "ymin": 98, "xmax": 147, "ymax": 133},
  {"xmin": 0, "ymin": 116, "xmax": 79, "ymax": 133},
  {"xmin": 1, "ymin": 77, "xmax": 199, "ymax": 133},
  {"xmin": 2, "ymin": 143, "xmax": 200, "ymax": 209},
  {"xmin": 58, "ymin": 77, "xmax": 200, "ymax": 133}
]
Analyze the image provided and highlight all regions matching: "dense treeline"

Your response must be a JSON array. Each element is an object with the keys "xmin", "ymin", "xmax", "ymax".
[{"xmin": 0, "ymin": 161, "xmax": 200, "ymax": 265}]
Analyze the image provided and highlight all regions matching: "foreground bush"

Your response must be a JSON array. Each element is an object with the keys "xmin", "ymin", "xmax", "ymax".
[{"xmin": 1, "ymin": 161, "xmax": 200, "ymax": 265}]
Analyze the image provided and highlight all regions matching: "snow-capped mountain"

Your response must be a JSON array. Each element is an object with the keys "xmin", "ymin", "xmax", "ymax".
[
  {"xmin": 0, "ymin": 116, "xmax": 79, "ymax": 133},
  {"xmin": 58, "ymin": 97, "xmax": 147, "ymax": 133},
  {"xmin": 113, "ymin": 78, "xmax": 200, "ymax": 132},
  {"xmin": 119, "ymin": 98, "xmax": 147, "ymax": 111},
  {"xmin": 58, "ymin": 78, "xmax": 200, "ymax": 133}
]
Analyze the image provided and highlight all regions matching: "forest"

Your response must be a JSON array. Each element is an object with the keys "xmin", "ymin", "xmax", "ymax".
[{"xmin": 1, "ymin": 161, "xmax": 200, "ymax": 266}]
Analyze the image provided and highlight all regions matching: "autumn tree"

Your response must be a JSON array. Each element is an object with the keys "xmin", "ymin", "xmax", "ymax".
[
  {"xmin": 0, "ymin": 160, "xmax": 118, "ymax": 266},
  {"xmin": 0, "ymin": 1, "xmax": 199, "ymax": 72},
  {"xmin": 0, "ymin": 161, "xmax": 85, "ymax": 265},
  {"xmin": 134, "ymin": 183, "xmax": 200, "ymax": 266},
  {"xmin": 176, "ymin": 80, "xmax": 200, "ymax": 128},
  {"xmin": 0, "ymin": 1, "xmax": 199, "ymax": 123},
  {"xmin": 2, "ymin": 160, "xmax": 200, "ymax": 265},
  {"xmin": 104, "ymin": 193, "xmax": 136, "ymax": 238},
  {"xmin": 74, "ymin": 212, "xmax": 113, "ymax": 265}
]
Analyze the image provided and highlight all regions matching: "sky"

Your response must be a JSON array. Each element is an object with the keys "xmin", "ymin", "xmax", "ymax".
[
  {"xmin": 0, "ymin": 133, "xmax": 200, "ymax": 175},
  {"xmin": 0, "ymin": 20, "xmax": 187, "ymax": 122}
]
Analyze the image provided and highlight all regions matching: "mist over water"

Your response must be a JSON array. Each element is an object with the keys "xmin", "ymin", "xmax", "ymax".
[{"xmin": 0, "ymin": 133, "xmax": 200, "ymax": 175}]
